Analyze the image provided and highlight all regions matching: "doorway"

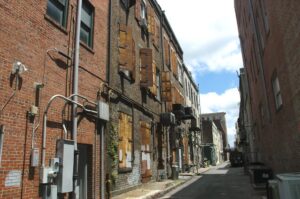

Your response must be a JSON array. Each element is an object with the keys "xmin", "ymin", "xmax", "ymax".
[{"xmin": 78, "ymin": 144, "xmax": 92, "ymax": 199}]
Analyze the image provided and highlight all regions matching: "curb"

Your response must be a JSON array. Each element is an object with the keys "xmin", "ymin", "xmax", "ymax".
[
  {"xmin": 146, "ymin": 179, "xmax": 190, "ymax": 199},
  {"xmin": 147, "ymin": 167, "xmax": 211, "ymax": 199}
]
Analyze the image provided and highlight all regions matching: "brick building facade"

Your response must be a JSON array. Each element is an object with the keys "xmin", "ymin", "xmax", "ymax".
[
  {"xmin": 0, "ymin": 0, "xmax": 109, "ymax": 198},
  {"xmin": 201, "ymin": 112, "xmax": 228, "ymax": 161},
  {"xmin": 0, "ymin": 0, "xmax": 202, "ymax": 198},
  {"xmin": 235, "ymin": 0, "xmax": 300, "ymax": 173},
  {"xmin": 108, "ymin": 0, "xmax": 164, "ymax": 194}
]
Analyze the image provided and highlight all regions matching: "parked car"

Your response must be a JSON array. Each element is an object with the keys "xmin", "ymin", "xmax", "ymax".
[{"xmin": 230, "ymin": 151, "xmax": 244, "ymax": 167}]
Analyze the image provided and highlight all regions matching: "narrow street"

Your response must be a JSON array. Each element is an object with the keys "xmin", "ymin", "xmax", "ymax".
[{"xmin": 160, "ymin": 162, "xmax": 266, "ymax": 199}]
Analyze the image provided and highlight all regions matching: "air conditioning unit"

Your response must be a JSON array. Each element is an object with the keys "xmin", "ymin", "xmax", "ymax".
[
  {"xmin": 267, "ymin": 180, "xmax": 280, "ymax": 199},
  {"xmin": 160, "ymin": 112, "xmax": 176, "ymax": 126},
  {"xmin": 181, "ymin": 107, "xmax": 196, "ymax": 120},
  {"xmin": 172, "ymin": 104, "xmax": 185, "ymax": 117},
  {"xmin": 190, "ymin": 118, "xmax": 201, "ymax": 131},
  {"xmin": 276, "ymin": 173, "xmax": 300, "ymax": 199}
]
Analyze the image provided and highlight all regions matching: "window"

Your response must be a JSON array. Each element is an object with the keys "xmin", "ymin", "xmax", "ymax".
[
  {"xmin": 141, "ymin": 0, "xmax": 147, "ymax": 22},
  {"xmin": 170, "ymin": 49, "xmax": 178, "ymax": 77},
  {"xmin": 163, "ymin": 37, "xmax": 170, "ymax": 67},
  {"xmin": 177, "ymin": 61, "xmax": 183, "ymax": 84},
  {"xmin": 140, "ymin": 48, "xmax": 154, "ymax": 88},
  {"xmin": 140, "ymin": 121, "xmax": 152, "ymax": 179},
  {"xmin": 156, "ymin": 68, "xmax": 161, "ymax": 100},
  {"xmin": 0, "ymin": 125, "xmax": 4, "ymax": 166},
  {"xmin": 119, "ymin": 24, "xmax": 136, "ymax": 81},
  {"xmin": 118, "ymin": 112, "xmax": 133, "ymax": 170},
  {"xmin": 80, "ymin": 0, "xmax": 94, "ymax": 48},
  {"xmin": 272, "ymin": 75, "xmax": 283, "ymax": 110},
  {"xmin": 46, "ymin": 0, "xmax": 68, "ymax": 27}
]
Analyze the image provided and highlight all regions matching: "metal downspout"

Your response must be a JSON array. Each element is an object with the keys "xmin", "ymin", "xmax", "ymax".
[
  {"xmin": 72, "ymin": 0, "xmax": 82, "ymax": 197},
  {"xmin": 100, "ymin": 123, "xmax": 105, "ymax": 199}
]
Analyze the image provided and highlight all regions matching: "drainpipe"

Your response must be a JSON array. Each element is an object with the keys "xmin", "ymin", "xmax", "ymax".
[
  {"xmin": 107, "ymin": 0, "xmax": 112, "ymax": 86},
  {"xmin": 160, "ymin": 10, "xmax": 169, "ymax": 178},
  {"xmin": 72, "ymin": 0, "xmax": 82, "ymax": 197},
  {"xmin": 41, "ymin": 94, "xmax": 97, "ymax": 170},
  {"xmin": 100, "ymin": 123, "xmax": 105, "ymax": 199}
]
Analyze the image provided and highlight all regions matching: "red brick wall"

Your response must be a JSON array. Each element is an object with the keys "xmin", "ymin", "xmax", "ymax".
[
  {"xmin": 235, "ymin": 0, "xmax": 300, "ymax": 173},
  {"xmin": 0, "ymin": 0, "xmax": 108, "ymax": 198}
]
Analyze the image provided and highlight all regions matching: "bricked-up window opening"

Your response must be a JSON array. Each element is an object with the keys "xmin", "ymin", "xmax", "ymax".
[
  {"xmin": 119, "ymin": 24, "xmax": 136, "ymax": 81},
  {"xmin": 80, "ymin": 0, "xmax": 94, "ymax": 48},
  {"xmin": 118, "ymin": 112, "xmax": 133, "ymax": 171},
  {"xmin": 46, "ymin": 0, "xmax": 69, "ymax": 27},
  {"xmin": 272, "ymin": 75, "xmax": 283, "ymax": 110},
  {"xmin": 140, "ymin": 121, "xmax": 152, "ymax": 182}
]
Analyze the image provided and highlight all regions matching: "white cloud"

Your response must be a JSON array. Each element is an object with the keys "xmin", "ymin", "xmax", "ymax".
[
  {"xmin": 156, "ymin": 0, "xmax": 242, "ymax": 146},
  {"xmin": 200, "ymin": 88, "xmax": 240, "ymax": 147},
  {"xmin": 157, "ymin": 0, "xmax": 243, "ymax": 75}
]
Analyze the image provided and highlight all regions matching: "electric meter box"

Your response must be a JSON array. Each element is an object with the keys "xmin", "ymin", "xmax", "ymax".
[
  {"xmin": 97, "ymin": 101, "xmax": 109, "ymax": 121},
  {"xmin": 56, "ymin": 139, "xmax": 74, "ymax": 193},
  {"xmin": 31, "ymin": 148, "xmax": 39, "ymax": 167}
]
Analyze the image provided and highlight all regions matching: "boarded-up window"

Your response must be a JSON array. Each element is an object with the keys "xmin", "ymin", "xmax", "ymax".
[
  {"xmin": 161, "ymin": 71, "xmax": 172, "ymax": 102},
  {"xmin": 155, "ymin": 68, "xmax": 161, "ymax": 100},
  {"xmin": 148, "ymin": 11, "xmax": 160, "ymax": 49},
  {"xmin": 154, "ymin": 19, "xmax": 160, "ymax": 48},
  {"xmin": 140, "ymin": 121, "xmax": 152, "ymax": 180},
  {"xmin": 174, "ymin": 87, "xmax": 184, "ymax": 104},
  {"xmin": 149, "ymin": 62, "xmax": 157, "ymax": 96},
  {"xmin": 118, "ymin": 112, "xmax": 133, "ymax": 170},
  {"xmin": 119, "ymin": 24, "xmax": 136, "ymax": 80},
  {"xmin": 140, "ymin": 48, "xmax": 154, "ymax": 88},
  {"xmin": 164, "ymin": 37, "xmax": 170, "ymax": 66},
  {"xmin": 147, "ymin": 5, "xmax": 155, "ymax": 35},
  {"xmin": 171, "ymin": 49, "xmax": 178, "ymax": 77}
]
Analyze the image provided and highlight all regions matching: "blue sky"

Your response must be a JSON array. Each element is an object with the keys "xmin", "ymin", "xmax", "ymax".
[
  {"xmin": 198, "ymin": 71, "xmax": 239, "ymax": 94},
  {"xmin": 157, "ymin": 0, "xmax": 243, "ymax": 147}
]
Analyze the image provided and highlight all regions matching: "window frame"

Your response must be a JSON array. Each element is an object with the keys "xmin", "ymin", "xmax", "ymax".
[
  {"xmin": 46, "ymin": 0, "xmax": 69, "ymax": 28},
  {"xmin": 272, "ymin": 74, "xmax": 283, "ymax": 111},
  {"xmin": 156, "ymin": 67, "xmax": 161, "ymax": 101},
  {"xmin": 141, "ymin": 0, "xmax": 147, "ymax": 21},
  {"xmin": 177, "ymin": 61, "xmax": 183, "ymax": 85},
  {"xmin": 80, "ymin": 0, "xmax": 95, "ymax": 48},
  {"xmin": 0, "ymin": 126, "xmax": 3, "ymax": 167}
]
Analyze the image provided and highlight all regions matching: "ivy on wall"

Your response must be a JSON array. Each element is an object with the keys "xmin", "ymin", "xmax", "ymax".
[{"xmin": 107, "ymin": 123, "xmax": 118, "ymax": 184}]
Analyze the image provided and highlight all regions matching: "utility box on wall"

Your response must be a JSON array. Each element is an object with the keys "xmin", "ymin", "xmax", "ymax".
[
  {"xmin": 56, "ymin": 139, "xmax": 74, "ymax": 193},
  {"xmin": 97, "ymin": 101, "xmax": 109, "ymax": 121}
]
